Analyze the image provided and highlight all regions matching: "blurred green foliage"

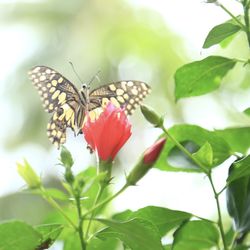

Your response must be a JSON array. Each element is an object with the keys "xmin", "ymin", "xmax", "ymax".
[{"xmin": 1, "ymin": 0, "xmax": 185, "ymax": 149}]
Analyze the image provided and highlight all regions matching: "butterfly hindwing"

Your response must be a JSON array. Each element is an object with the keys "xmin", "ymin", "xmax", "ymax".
[
  {"xmin": 89, "ymin": 81, "xmax": 151, "ymax": 115},
  {"xmin": 28, "ymin": 66, "xmax": 84, "ymax": 113},
  {"xmin": 47, "ymin": 110, "xmax": 67, "ymax": 149}
]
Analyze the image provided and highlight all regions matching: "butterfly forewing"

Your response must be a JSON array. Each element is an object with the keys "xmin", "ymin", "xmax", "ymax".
[
  {"xmin": 28, "ymin": 66, "xmax": 84, "ymax": 113},
  {"xmin": 89, "ymin": 81, "xmax": 151, "ymax": 115}
]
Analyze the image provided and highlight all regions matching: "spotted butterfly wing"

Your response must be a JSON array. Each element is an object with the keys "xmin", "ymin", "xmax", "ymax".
[
  {"xmin": 28, "ymin": 66, "xmax": 86, "ymax": 148},
  {"xmin": 89, "ymin": 81, "xmax": 151, "ymax": 116},
  {"xmin": 29, "ymin": 66, "xmax": 151, "ymax": 148}
]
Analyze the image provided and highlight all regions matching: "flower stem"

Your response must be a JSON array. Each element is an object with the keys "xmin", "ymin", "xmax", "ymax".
[
  {"xmin": 82, "ymin": 183, "xmax": 129, "ymax": 218},
  {"xmin": 217, "ymin": 2, "xmax": 246, "ymax": 30},
  {"xmin": 74, "ymin": 193, "xmax": 86, "ymax": 250},
  {"xmin": 207, "ymin": 174, "xmax": 228, "ymax": 250},
  {"xmin": 85, "ymin": 183, "xmax": 106, "ymax": 239},
  {"xmin": 39, "ymin": 187, "xmax": 77, "ymax": 230},
  {"xmin": 160, "ymin": 126, "xmax": 208, "ymax": 173},
  {"xmin": 161, "ymin": 125, "xmax": 228, "ymax": 250}
]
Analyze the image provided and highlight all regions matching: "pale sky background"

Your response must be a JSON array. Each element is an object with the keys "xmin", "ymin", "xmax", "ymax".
[{"xmin": 0, "ymin": 0, "xmax": 244, "ymax": 239}]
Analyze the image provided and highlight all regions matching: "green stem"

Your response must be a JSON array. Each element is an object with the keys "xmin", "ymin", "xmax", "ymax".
[
  {"xmin": 161, "ymin": 126, "xmax": 228, "ymax": 250},
  {"xmin": 161, "ymin": 126, "xmax": 208, "ymax": 173},
  {"xmin": 40, "ymin": 187, "xmax": 77, "ymax": 230},
  {"xmin": 218, "ymin": 185, "xmax": 228, "ymax": 196},
  {"xmin": 234, "ymin": 58, "xmax": 249, "ymax": 64},
  {"xmin": 207, "ymin": 175, "xmax": 228, "ymax": 250},
  {"xmin": 85, "ymin": 183, "xmax": 106, "ymax": 239},
  {"xmin": 82, "ymin": 183, "xmax": 129, "ymax": 218},
  {"xmin": 218, "ymin": 2, "xmax": 246, "ymax": 30},
  {"xmin": 74, "ymin": 193, "xmax": 86, "ymax": 250}
]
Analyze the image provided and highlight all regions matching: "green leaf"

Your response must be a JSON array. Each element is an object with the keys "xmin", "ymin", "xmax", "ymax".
[
  {"xmin": 174, "ymin": 56, "xmax": 236, "ymax": 100},
  {"xmin": 96, "ymin": 218, "xmax": 164, "ymax": 250},
  {"xmin": 87, "ymin": 237, "xmax": 119, "ymax": 250},
  {"xmin": 203, "ymin": 23, "xmax": 241, "ymax": 48},
  {"xmin": 156, "ymin": 125, "xmax": 231, "ymax": 172},
  {"xmin": 234, "ymin": 245, "xmax": 249, "ymax": 250},
  {"xmin": 225, "ymin": 226, "xmax": 235, "ymax": 248},
  {"xmin": 227, "ymin": 156, "xmax": 250, "ymax": 184},
  {"xmin": 215, "ymin": 127, "xmax": 250, "ymax": 155},
  {"xmin": 60, "ymin": 146, "xmax": 74, "ymax": 168},
  {"xmin": 227, "ymin": 160, "xmax": 250, "ymax": 233},
  {"xmin": 163, "ymin": 245, "xmax": 172, "ymax": 250},
  {"xmin": 192, "ymin": 141, "xmax": 213, "ymax": 168},
  {"xmin": 0, "ymin": 221, "xmax": 41, "ymax": 250},
  {"xmin": 35, "ymin": 224, "xmax": 64, "ymax": 249},
  {"xmin": 63, "ymin": 232, "xmax": 81, "ymax": 250},
  {"xmin": 46, "ymin": 188, "xmax": 68, "ymax": 201},
  {"xmin": 172, "ymin": 221, "xmax": 219, "ymax": 250},
  {"xmin": 243, "ymin": 107, "xmax": 250, "ymax": 116},
  {"xmin": 113, "ymin": 206, "xmax": 192, "ymax": 237}
]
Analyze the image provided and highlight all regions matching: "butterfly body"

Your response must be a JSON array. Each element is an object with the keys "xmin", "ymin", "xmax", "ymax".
[{"xmin": 28, "ymin": 66, "xmax": 151, "ymax": 148}]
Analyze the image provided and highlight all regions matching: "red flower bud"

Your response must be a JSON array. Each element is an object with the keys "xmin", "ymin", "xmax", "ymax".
[
  {"xmin": 126, "ymin": 137, "xmax": 167, "ymax": 185},
  {"xmin": 82, "ymin": 102, "xmax": 132, "ymax": 161},
  {"xmin": 143, "ymin": 137, "xmax": 166, "ymax": 164}
]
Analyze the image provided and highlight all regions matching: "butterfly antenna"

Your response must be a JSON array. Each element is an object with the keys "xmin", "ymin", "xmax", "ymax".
[
  {"xmin": 69, "ymin": 61, "xmax": 85, "ymax": 86},
  {"xmin": 87, "ymin": 70, "xmax": 101, "ymax": 88}
]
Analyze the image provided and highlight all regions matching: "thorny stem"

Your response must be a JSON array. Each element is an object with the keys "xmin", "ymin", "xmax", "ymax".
[{"xmin": 160, "ymin": 125, "xmax": 228, "ymax": 250}]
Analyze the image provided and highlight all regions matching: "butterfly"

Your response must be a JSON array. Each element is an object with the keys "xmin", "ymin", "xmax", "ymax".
[{"xmin": 28, "ymin": 66, "xmax": 151, "ymax": 148}]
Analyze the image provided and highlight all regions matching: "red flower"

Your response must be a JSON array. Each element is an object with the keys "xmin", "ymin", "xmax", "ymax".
[
  {"xmin": 82, "ymin": 103, "xmax": 132, "ymax": 161},
  {"xmin": 143, "ymin": 137, "xmax": 166, "ymax": 164}
]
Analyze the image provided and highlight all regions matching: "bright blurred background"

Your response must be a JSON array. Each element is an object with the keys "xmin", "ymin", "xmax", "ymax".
[{"xmin": 0, "ymin": 0, "xmax": 248, "ymax": 243}]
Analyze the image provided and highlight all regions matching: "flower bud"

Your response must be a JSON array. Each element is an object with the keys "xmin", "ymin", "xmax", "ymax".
[
  {"xmin": 60, "ymin": 146, "xmax": 74, "ymax": 169},
  {"xmin": 126, "ymin": 137, "xmax": 166, "ymax": 185},
  {"xmin": 17, "ymin": 159, "xmax": 41, "ymax": 189},
  {"xmin": 140, "ymin": 104, "xmax": 163, "ymax": 127}
]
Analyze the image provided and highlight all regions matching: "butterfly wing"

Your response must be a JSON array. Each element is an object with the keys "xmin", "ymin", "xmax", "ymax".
[
  {"xmin": 29, "ymin": 66, "xmax": 86, "ymax": 146},
  {"xmin": 88, "ymin": 81, "xmax": 151, "ymax": 117},
  {"xmin": 28, "ymin": 66, "xmax": 85, "ymax": 112}
]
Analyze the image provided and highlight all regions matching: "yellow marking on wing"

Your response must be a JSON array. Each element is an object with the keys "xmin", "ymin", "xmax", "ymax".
[
  {"xmin": 131, "ymin": 88, "xmax": 138, "ymax": 95},
  {"xmin": 49, "ymin": 104, "xmax": 54, "ymax": 110},
  {"xmin": 121, "ymin": 81, "xmax": 127, "ymax": 90},
  {"xmin": 116, "ymin": 89, "xmax": 124, "ymax": 95},
  {"xmin": 40, "ymin": 75, "xmax": 46, "ymax": 81},
  {"xmin": 52, "ymin": 90, "xmax": 60, "ymax": 100},
  {"xmin": 117, "ymin": 96, "xmax": 125, "ymax": 103},
  {"xmin": 58, "ymin": 77, "xmax": 63, "ymax": 83},
  {"xmin": 109, "ymin": 84, "xmax": 116, "ymax": 91},
  {"xmin": 123, "ymin": 94, "xmax": 129, "ymax": 100},
  {"xmin": 52, "ymin": 80, "xmax": 57, "ymax": 86},
  {"xmin": 102, "ymin": 97, "xmax": 109, "ymax": 106},
  {"xmin": 58, "ymin": 92, "xmax": 66, "ymax": 104},
  {"xmin": 49, "ymin": 87, "xmax": 56, "ymax": 93},
  {"xmin": 110, "ymin": 97, "xmax": 120, "ymax": 108}
]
